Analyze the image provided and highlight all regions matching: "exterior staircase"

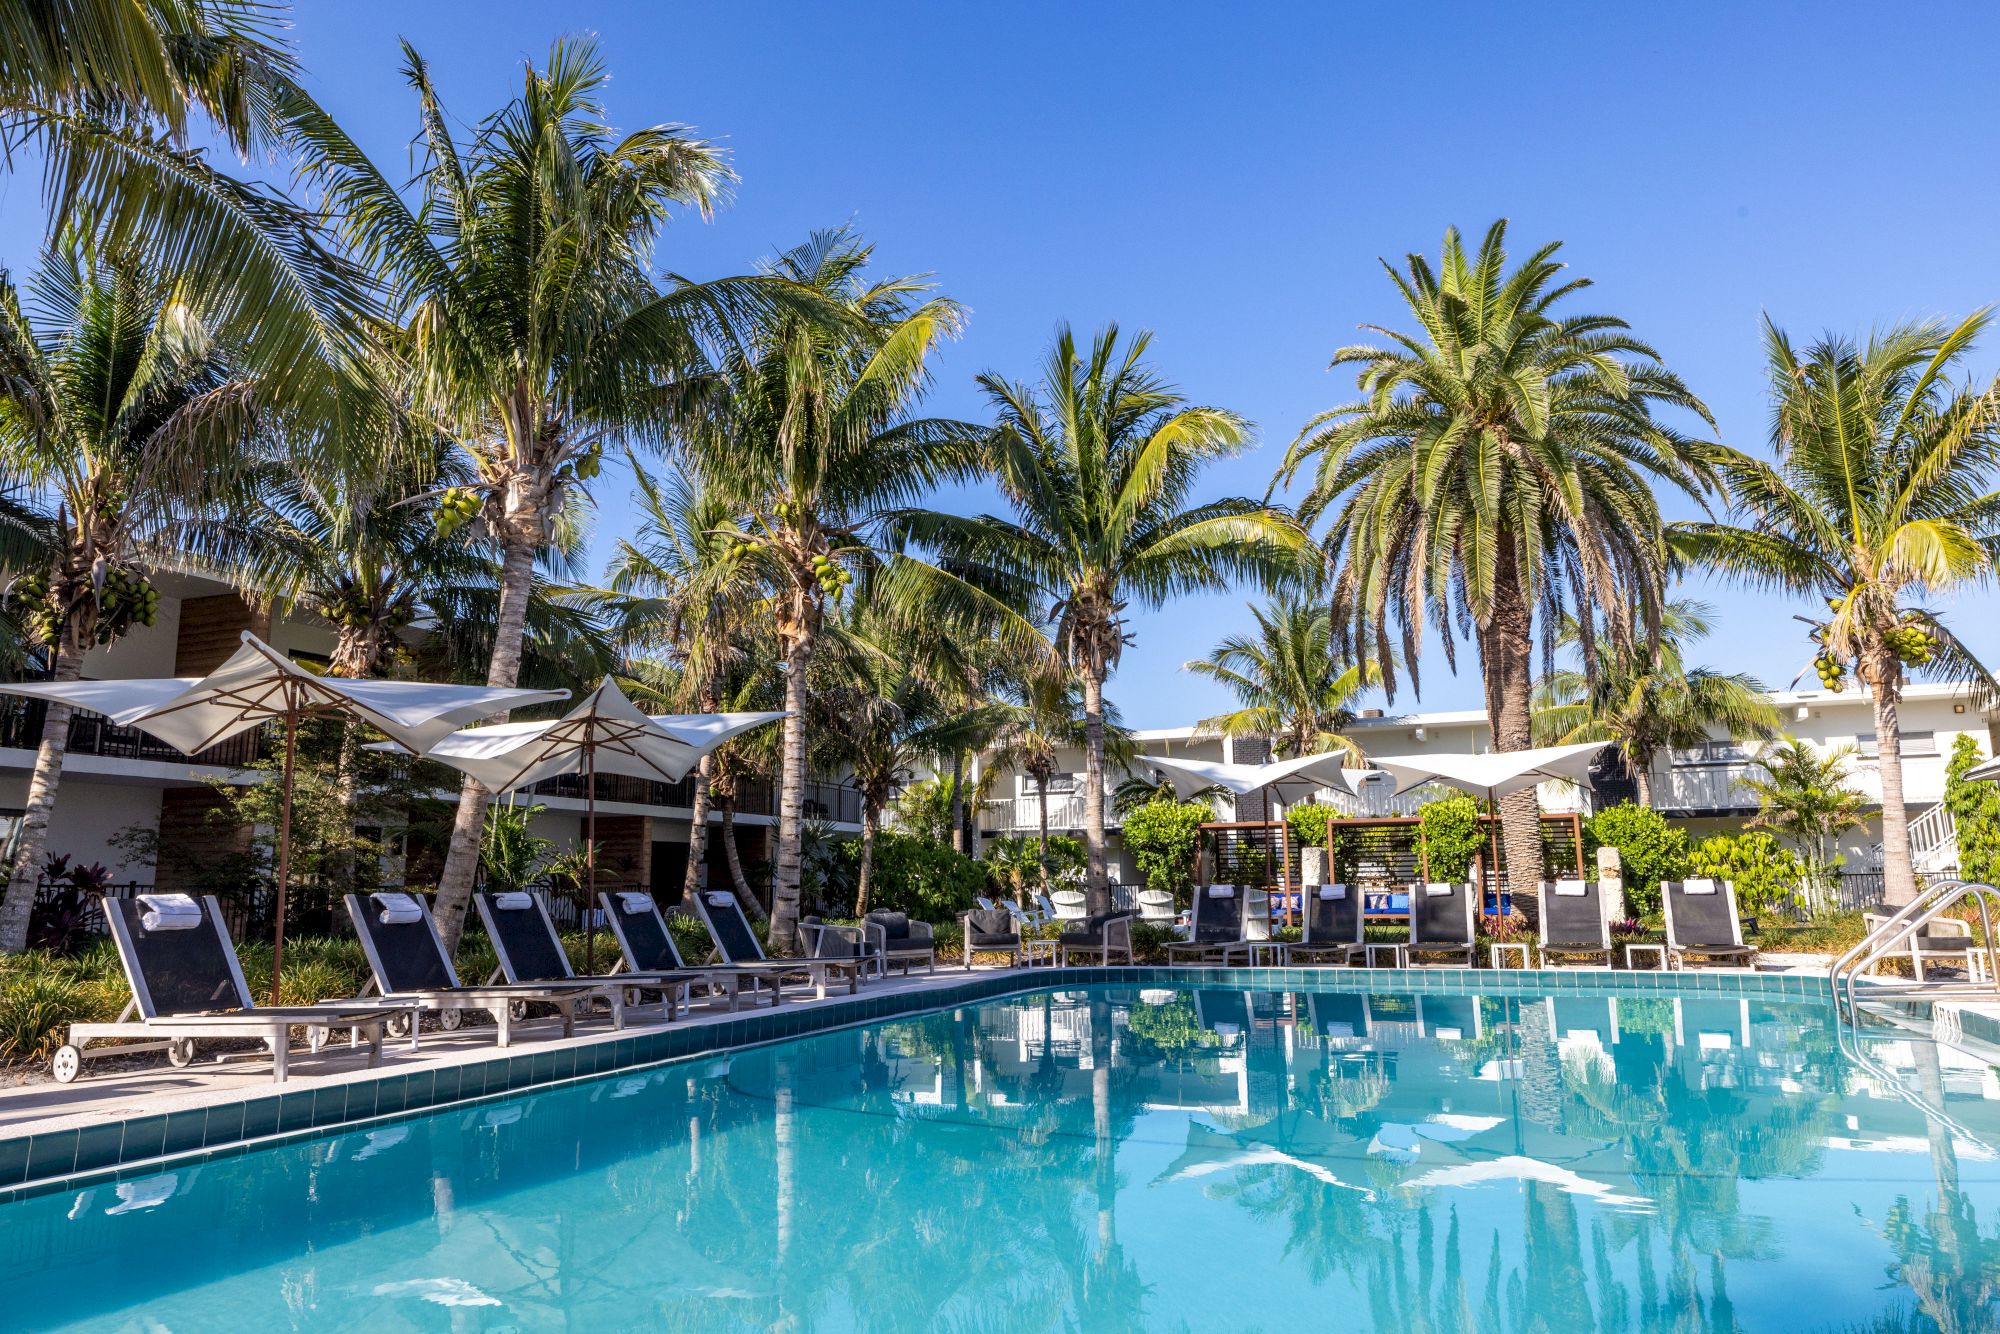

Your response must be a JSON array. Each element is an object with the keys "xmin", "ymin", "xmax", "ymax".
[{"xmin": 1868, "ymin": 801, "xmax": 1960, "ymax": 875}]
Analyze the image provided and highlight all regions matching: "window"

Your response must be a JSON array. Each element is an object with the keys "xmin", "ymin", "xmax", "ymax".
[
  {"xmin": 1670, "ymin": 741, "xmax": 1749, "ymax": 767},
  {"xmin": 1026, "ymin": 773, "xmax": 1077, "ymax": 795},
  {"xmin": 1858, "ymin": 731, "xmax": 1937, "ymax": 759}
]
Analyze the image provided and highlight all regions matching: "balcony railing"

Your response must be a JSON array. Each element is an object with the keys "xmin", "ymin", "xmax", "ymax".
[
  {"xmin": 0, "ymin": 694, "xmax": 263, "ymax": 768},
  {"xmin": 521, "ymin": 771, "xmax": 862, "ymax": 825}
]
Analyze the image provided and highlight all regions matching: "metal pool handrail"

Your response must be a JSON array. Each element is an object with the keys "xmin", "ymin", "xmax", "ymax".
[{"xmin": 1831, "ymin": 877, "xmax": 2000, "ymax": 1023}]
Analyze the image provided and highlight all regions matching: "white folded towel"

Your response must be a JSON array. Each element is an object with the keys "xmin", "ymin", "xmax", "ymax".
[
  {"xmin": 137, "ymin": 893, "xmax": 201, "ymax": 931},
  {"xmin": 373, "ymin": 892, "xmax": 424, "ymax": 925},
  {"xmin": 490, "ymin": 891, "xmax": 534, "ymax": 911},
  {"xmin": 1552, "ymin": 880, "xmax": 1588, "ymax": 897},
  {"xmin": 1206, "ymin": 884, "xmax": 1235, "ymax": 898},
  {"xmin": 617, "ymin": 891, "xmax": 655, "ymax": 915},
  {"xmin": 1423, "ymin": 883, "xmax": 1455, "ymax": 897},
  {"xmin": 1317, "ymin": 885, "xmax": 1347, "ymax": 900},
  {"xmin": 1682, "ymin": 878, "xmax": 1719, "ymax": 895}
]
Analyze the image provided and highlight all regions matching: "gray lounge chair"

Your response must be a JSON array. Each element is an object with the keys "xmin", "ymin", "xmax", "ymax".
[
  {"xmin": 601, "ymin": 891, "xmax": 784, "ymax": 1009},
  {"xmin": 960, "ymin": 907, "xmax": 1024, "ymax": 969},
  {"xmin": 1289, "ymin": 884, "xmax": 1364, "ymax": 966},
  {"xmin": 52, "ymin": 894, "xmax": 410, "ymax": 1084},
  {"xmin": 1165, "ymin": 885, "xmax": 1249, "ymax": 964},
  {"xmin": 1057, "ymin": 911, "xmax": 1136, "ymax": 965},
  {"xmin": 1661, "ymin": 879, "xmax": 1757, "ymax": 969},
  {"xmin": 346, "ymin": 892, "xmax": 606, "ymax": 1045},
  {"xmin": 691, "ymin": 890, "xmax": 866, "ymax": 998},
  {"xmin": 1537, "ymin": 879, "xmax": 1612, "ymax": 967},
  {"xmin": 1408, "ymin": 882, "xmax": 1476, "ymax": 967},
  {"xmin": 474, "ymin": 891, "xmax": 704, "ymax": 1020},
  {"xmin": 862, "ymin": 911, "xmax": 937, "ymax": 975}
]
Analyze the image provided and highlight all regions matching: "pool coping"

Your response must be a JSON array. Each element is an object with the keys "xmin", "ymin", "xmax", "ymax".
[{"xmin": 0, "ymin": 963, "xmax": 1840, "ymax": 1203}]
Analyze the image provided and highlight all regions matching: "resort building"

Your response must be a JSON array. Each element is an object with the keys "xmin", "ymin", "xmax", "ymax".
[
  {"xmin": 0, "ymin": 570, "xmax": 863, "ymax": 907},
  {"xmin": 973, "ymin": 685, "xmax": 1998, "ymax": 884}
]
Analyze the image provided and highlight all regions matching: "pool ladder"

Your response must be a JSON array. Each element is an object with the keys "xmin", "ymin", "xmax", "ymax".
[{"xmin": 1830, "ymin": 877, "xmax": 2000, "ymax": 1026}]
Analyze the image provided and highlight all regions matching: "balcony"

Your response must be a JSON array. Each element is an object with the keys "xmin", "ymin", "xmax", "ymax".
[
  {"xmin": 0, "ymin": 694, "xmax": 262, "ymax": 768},
  {"xmin": 980, "ymin": 777, "xmax": 1590, "ymax": 835},
  {"xmin": 1651, "ymin": 750, "xmax": 1949, "ymax": 816},
  {"xmin": 521, "ymin": 771, "xmax": 862, "ymax": 825}
]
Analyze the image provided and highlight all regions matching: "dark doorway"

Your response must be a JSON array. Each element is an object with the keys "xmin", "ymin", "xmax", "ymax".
[{"xmin": 652, "ymin": 840, "xmax": 690, "ymax": 905}]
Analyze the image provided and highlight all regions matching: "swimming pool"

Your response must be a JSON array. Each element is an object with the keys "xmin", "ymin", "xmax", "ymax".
[{"xmin": 4, "ymin": 981, "xmax": 1997, "ymax": 1331}]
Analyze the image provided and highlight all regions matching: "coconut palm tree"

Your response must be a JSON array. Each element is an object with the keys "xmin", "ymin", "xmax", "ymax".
[
  {"xmin": 675, "ymin": 230, "xmax": 990, "ymax": 948},
  {"xmin": 1274, "ymin": 220, "xmax": 1716, "ymax": 896},
  {"xmin": 0, "ymin": 243, "xmax": 271, "ymax": 951},
  {"xmin": 989, "ymin": 675, "xmax": 1134, "ymax": 869},
  {"xmin": 1, "ymin": 0, "xmax": 375, "ymax": 409},
  {"xmin": 1534, "ymin": 602, "xmax": 1779, "ymax": 806},
  {"xmin": 1677, "ymin": 314, "xmax": 2000, "ymax": 905},
  {"xmin": 1186, "ymin": 592, "xmax": 1375, "ymax": 762},
  {"xmin": 901, "ymin": 326, "xmax": 1307, "ymax": 913},
  {"xmin": 285, "ymin": 36, "xmax": 779, "ymax": 949}
]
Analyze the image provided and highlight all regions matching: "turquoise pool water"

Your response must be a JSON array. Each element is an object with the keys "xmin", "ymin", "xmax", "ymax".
[{"xmin": 3, "ymin": 983, "xmax": 1998, "ymax": 1332}]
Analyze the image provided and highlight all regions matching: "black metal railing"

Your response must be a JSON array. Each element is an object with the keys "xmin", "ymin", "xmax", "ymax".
[
  {"xmin": 0, "ymin": 695, "xmax": 263, "ymax": 767},
  {"xmin": 519, "ymin": 771, "xmax": 862, "ymax": 825}
]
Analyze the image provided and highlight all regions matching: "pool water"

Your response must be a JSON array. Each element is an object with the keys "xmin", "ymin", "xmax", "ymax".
[{"xmin": 4, "ymin": 983, "xmax": 1999, "ymax": 1332}]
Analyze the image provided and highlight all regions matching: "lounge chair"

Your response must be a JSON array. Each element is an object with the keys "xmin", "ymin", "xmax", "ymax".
[
  {"xmin": 1033, "ymin": 891, "xmax": 1062, "ymax": 924},
  {"xmin": 690, "ymin": 890, "xmax": 867, "ymax": 998},
  {"xmin": 474, "ymin": 891, "xmax": 704, "ymax": 1020},
  {"xmin": 1004, "ymin": 897, "xmax": 1049, "ymax": 930},
  {"xmin": 1057, "ymin": 911, "xmax": 1136, "ymax": 965},
  {"xmin": 52, "ymin": 894, "xmax": 410, "ymax": 1084},
  {"xmin": 600, "ymin": 891, "xmax": 783, "ymax": 1010},
  {"xmin": 1861, "ymin": 911, "xmax": 1986, "ymax": 981},
  {"xmin": 862, "ymin": 910, "xmax": 937, "ymax": 975},
  {"xmin": 1165, "ymin": 884, "xmax": 1249, "ymax": 964},
  {"xmin": 1304, "ymin": 991, "xmax": 1370, "ymax": 1041},
  {"xmin": 1192, "ymin": 988, "xmax": 1249, "ymax": 1043},
  {"xmin": 346, "ymin": 891, "xmax": 607, "ymax": 1045},
  {"xmin": 1419, "ymin": 995, "xmax": 1482, "ymax": 1041},
  {"xmin": 1289, "ymin": 884, "xmax": 1364, "ymax": 966},
  {"xmin": 1547, "ymin": 996, "xmax": 1620, "ymax": 1065},
  {"xmin": 974, "ymin": 895, "xmax": 999, "ymax": 912},
  {"xmin": 1661, "ymin": 879, "xmax": 1757, "ymax": 969},
  {"xmin": 1674, "ymin": 997, "xmax": 1751, "ymax": 1050},
  {"xmin": 1408, "ymin": 882, "xmax": 1476, "ymax": 967},
  {"xmin": 1048, "ymin": 889, "xmax": 1088, "ymax": 922},
  {"xmin": 960, "ymin": 907, "xmax": 1024, "ymax": 969},
  {"xmin": 1537, "ymin": 879, "xmax": 1612, "ymax": 967},
  {"xmin": 1135, "ymin": 888, "xmax": 1181, "ymax": 933}
]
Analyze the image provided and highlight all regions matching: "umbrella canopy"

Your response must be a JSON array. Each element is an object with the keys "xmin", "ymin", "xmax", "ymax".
[
  {"xmin": 1362, "ymin": 741, "xmax": 1610, "ymax": 800},
  {"xmin": 0, "ymin": 632, "xmax": 568, "ymax": 755},
  {"xmin": 402, "ymin": 678, "xmax": 785, "ymax": 793},
  {"xmin": 1136, "ymin": 751, "xmax": 1373, "ymax": 804}
]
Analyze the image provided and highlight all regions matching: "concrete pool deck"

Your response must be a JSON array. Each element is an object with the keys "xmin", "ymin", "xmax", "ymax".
[{"xmin": 0, "ymin": 956, "xmax": 1876, "ymax": 1202}]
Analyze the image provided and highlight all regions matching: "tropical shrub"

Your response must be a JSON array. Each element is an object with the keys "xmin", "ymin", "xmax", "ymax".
[
  {"xmin": 1585, "ymin": 803, "xmax": 1689, "ymax": 917},
  {"xmin": 26, "ymin": 855, "xmax": 113, "ymax": 955},
  {"xmin": 1119, "ymin": 801, "xmax": 1212, "ymax": 901},
  {"xmin": 833, "ymin": 832, "xmax": 986, "ymax": 921},
  {"xmin": 1686, "ymin": 832, "xmax": 1802, "ymax": 916},
  {"xmin": 1945, "ymin": 735, "xmax": 2000, "ymax": 883},
  {"xmin": 0, "ymin": 955, "xmax": 123, "ymax": 1063},
  {"xmin": 1286, "ymin": 803, "xmax": 1347, "ymax": 873},
  {"xmin": 1416, "ymin": 796, "xmax": 1484, "ymax": 882}
]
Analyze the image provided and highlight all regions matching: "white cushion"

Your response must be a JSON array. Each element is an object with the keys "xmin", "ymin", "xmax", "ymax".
[
  {"xmin": 491, "ymin": 891, "xmax": 534, "ymax": 911},
  {"xmin": 616, "ymin": 891, "xmax": 655, "ymax": 915},
  {"xmin": 1207, "ymin": 884, "xmax": 1236, "ymax": 898},
  {"xmin": 1316, "ymin": 885, "xmax": 1347, "ymax": 900},
  {"xmin": 1551, "ymin": 880, "xmax": 1588, "ymax": 897},
  {"xmin": 1424, "ymin": 883, "xmax": 1456, "ymax": 897},
  {"xmin": 372, "ymin": 892, "xmax": 424, "ymax": 925},
  {"xmin": 1681, "ymin": 878, "xmax": 1719, "ymax": 895},
  {"xmin": 137, "ymin": 893, "xmax": 201, "ymax": 931}
]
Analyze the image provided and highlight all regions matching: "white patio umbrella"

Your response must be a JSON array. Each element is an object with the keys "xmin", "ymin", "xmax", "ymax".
[
  {"xmin": 1135, "ymin": 751, "xmax": 1377, "ymax": 923},
  {"xmin": 0, "ymin": 632, "xmax": 568, "ymax": 996},
  {"xmin": 1965, "ymin": 754, "xmax": 2000, "ymax": 783},
  {"xmin": 391, "ymin": 677, "xmax": 784, "ymax": 971},
  {"xmin": 1362, "ymin": 741, "xmax": 1610, "ymax": 890}
]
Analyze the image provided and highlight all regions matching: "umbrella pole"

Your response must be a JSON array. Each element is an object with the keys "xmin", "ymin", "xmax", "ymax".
[
  {"xmin": 584, "ymin": 745, "xmax": 597, "ymax": 976},
  {"xmin": 1270, "ymin": 784, "xmax": 1293, "ymax": 929},
  {"xmin": 272, "ymin": 705, "xmax": 297, "ymax": 1004},
  {"xmin": 1488, "ymin": 786, "xmax": 1502, "ymax": 932}
]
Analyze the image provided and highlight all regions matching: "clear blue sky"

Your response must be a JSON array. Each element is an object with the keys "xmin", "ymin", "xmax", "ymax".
[{"xmin": 8, "ymin": 2, "xmax": 2000, "ymax": 728}]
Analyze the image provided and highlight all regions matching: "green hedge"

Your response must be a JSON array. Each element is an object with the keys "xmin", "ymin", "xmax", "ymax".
[
  {"xmin": 1416, "ymin": 795, "xmax": 1484, "ymax": 882},
  {"xmin": 1120, "ymin": 801, "xmax": 1212, "ymax": 901},
  {"xmin": 835, "ymin": 831, "xmax": 988, "ymax": 920},
  {"xmin": 1585, "ymin": 803, "xmax": 1689, "ymax": 917},
  {"xmin": 1686, "ymin": 831, "xmax": 1801, "ymax": 916}
]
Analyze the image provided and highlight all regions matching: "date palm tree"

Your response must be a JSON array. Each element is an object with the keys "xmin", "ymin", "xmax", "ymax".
[
  {"xmin": 1186, "ymin": 592, "xmax": 1375, "ymax": 762},
  {"xmin": 676, "ymin": 230, "xmax": 990, "ymax": 948},
  {"xmin": 286, "ymin": 36, "xmax": 778, "ymax": 949},
  {"xmin": 903, "ymin": 325, "xmax": 1308, "ymax": 913},
  {"xmin": 1275, "ymin": 220, "xmax": 1716, "ymax": 895},
  {"xmin": 1534, "ymin": 602, "xmax": 1778, "ymax": 806},
  {"xmin": 0, "ymin": 243, "xmax": 271, "ymax": 951},
  {"xmin": 1678, "ymin": 314, "xmax": 2000, "ymax": 905}
]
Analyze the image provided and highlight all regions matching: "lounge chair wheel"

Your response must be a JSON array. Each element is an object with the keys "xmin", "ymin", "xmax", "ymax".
[
  {"xmin": 385, "ymin": 1013, "xmax": 413, "ymax": 1038},
  {"xmin": 439, "ymin": 1011, "xmax": 463, "ymax": 1032},
  {"xmin": 508, "ymin": 1001, "xmax": 530, "ymax": 1022},
  {"xmin": 165, "ymin": 1037, "xmax": 196, "ymax": 1068},
  {"xmin": 51, "ymin": 1045, "xmax": 82, "ymax": 1083}
]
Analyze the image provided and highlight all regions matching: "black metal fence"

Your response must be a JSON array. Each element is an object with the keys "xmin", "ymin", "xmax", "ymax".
[{"xmin": 0, "ymin": 695, "xmax": 262, "ymax": 767}]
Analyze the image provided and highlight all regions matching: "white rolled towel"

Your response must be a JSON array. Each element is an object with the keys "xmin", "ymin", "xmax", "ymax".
[
  {"xmin": 1682, "ymin": 878, "xmax": 1719, "ymax": 895},
  {"xmin": 1552, "ymin": 880, "xmax": 1589, "ymax": 897},
  {"xmin": 1206, "ymin": 884, "xmax": 1236, "ymax": 898},
  {"xmin": 373, "ymin": 892, "xmax": 424, "ymax": 926},
  {"xmin": 617, "ymin": 891, "xmax": 656, "ymax": 915},
  {"xmin": 707, "ymin": 892, "xmax": 736, "ymax": 908},
  {"xmin": 1317, "ymin": 885, "xmax": 1347, "ymax": 900},
  {"xmin": 1423, "ymin": 883, "xmax": 1456, "ymax": 897},
  {"xmin": 137, "ymin": 893, "xmax": 201, "ymax": 931},
  {"xmin": 491, "ymin": 891, "xmax": 534, "ymax": 911}
]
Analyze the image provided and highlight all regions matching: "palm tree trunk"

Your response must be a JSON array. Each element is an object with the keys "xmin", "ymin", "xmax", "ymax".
[
  {"xmin": 718, "ymin": 792, "xmax": 765, "ymax": 922},
  {"xmin": 327, "ymin": 719, "xmax": 364, "ymax": 897},
  {"xmin": 1632, "ymin": 762, "xmax": 1653, "ymax": 809},
  {"xmin": 683, "ymin": 752, "xmax": 713, "ymax": 903},
  {"xmin": 855, "ymin": 801, "xmax": 879, "ymax": 917},
  {"xmin": 0, "ymin": 642, "xmax": 85, "ymax": 953},
  {"xmin": 1037, "ymin": 787, "xmax": 1050, "ymax": 887},
  {"xmin": 949, "ymin": 749, "xmax": 966, "ymax": 854},
  {"xmin": 431, "ymin": 535, "xmax": 537, "ymax": 952},
  {"xmin": 770, "ymin": 629, "xmax": 814, "ymax": 951},
  {"xmin": 1484, "ymin": 543, "xmax": 1545, "ymax": 898},
  {"xmin": 1873, "ymin": 683, "xmax": 1919, "ymax": 907},
  {"xmin": 1082, "ymin": 669, "xmax": 1109, "ymax": 915}
]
